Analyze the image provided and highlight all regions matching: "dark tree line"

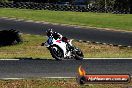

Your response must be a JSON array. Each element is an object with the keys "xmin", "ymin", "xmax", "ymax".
[
  {"xmin": 1, "ymin": 0, "xmax": 75, "ymax": 3},
  {"xmin": 88, "ymin": 0, "xmax": 132, "ymax": 13},
  {"xmin": 113, "ymin": 0, "xmax": 131, "ymax": 13},
  {"xmin": 0, "ymin": 0, "xmax": 132, "ymax": 13}
]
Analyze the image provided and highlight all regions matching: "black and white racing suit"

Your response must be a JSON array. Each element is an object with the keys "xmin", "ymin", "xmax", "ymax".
[{"xmin": 48, "ymin": 32, "xmax": 73, "ymax": 51}]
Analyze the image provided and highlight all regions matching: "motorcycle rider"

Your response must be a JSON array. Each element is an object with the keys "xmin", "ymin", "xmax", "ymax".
[
  {"xmin": 46, "ymin": 29, "xmax": 62, "ymax": 40},
  {"xmin": 45, "ymin": 29, "xmax": 73, "ymax": 51}
]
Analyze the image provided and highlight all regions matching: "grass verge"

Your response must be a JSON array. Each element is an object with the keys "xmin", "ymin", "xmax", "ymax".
[
  {"xmin": 0, "ymin": 78, "xmax": 132, "ymax": 88},
  {"xmin": 0, "ymin": 34, "xmax": 131, "ymax": 59},
  {"xmin": 0, "ymin": 8, "xmax": 132, "ymax": 31}
]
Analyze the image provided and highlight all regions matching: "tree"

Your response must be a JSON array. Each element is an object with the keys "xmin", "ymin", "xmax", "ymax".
[
  {"xmin": 128, "ymin": 0, "xmax": 132, "ymax": 13},
  {"xmin": 0, "ymin": 0, "xmax": 9, "ymax": 2},
  {"xmin": 114, "ymin": 0, "xmax": 129, "ymax": 13}
]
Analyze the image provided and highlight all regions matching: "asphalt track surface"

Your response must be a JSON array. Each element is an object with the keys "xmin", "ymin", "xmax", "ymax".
[
  {"xmin": 0, "ymin": 18, "xmax": 132, "ymax": 78},
  {"xmin": 0, "ymin": 59, "xmax": 132, "ymax": 78},
  {"xmin": 0, "ymin": 18, "xmax": 132, "ymax": 46}
]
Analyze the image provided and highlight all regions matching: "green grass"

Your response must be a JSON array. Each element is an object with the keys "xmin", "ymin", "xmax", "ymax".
[
  {"xmin": 0, "ymin": 8, "xmax": 132, "ymax": 31},
  {"xmin": 0, "ymin": 78, "xmax": 132, "ymax": 88},
  {"xmin": 0, "ymin": 34, "xmax": 51, "ymax": 59},
  {"xmin": 0, "ymin": 34, "xmax": 131, "ymax": 59}
]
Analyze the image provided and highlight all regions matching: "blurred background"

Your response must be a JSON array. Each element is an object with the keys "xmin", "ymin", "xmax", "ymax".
[{"xmin": 0, "ymin": 0, "xmax": 132, "ymax": 14}]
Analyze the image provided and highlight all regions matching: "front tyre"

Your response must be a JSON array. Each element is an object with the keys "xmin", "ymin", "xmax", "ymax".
[
  {"xmin": 74, "ymin": 48, "xmax": 84, "ymax": 60},
  {"xmin": 50, "ymin": 45, "xmax": 64, "ymax": 60}
]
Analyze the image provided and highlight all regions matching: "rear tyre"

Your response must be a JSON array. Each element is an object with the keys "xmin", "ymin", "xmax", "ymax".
[
  {"xmin": 74, "ymin": 48, "xmax": 84, "ymax": 60},
  {"xmin": 50, "ymin": 45, "xmax": 64, "ymax": 60}
]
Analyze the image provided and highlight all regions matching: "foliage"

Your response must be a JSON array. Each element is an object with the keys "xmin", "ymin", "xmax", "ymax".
[
  {"xmin": 0, "ymin": 0, "xmax": 131, "ymax": 13},
  {"xmin": 0, "ymin": 0, "xmax": 9, "ymax": 2}
]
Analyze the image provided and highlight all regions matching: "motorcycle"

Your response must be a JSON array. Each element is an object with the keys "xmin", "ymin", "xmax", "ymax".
[{"xmin": 41, "ymin": 35, "xmax": 84, "ymax": 60}]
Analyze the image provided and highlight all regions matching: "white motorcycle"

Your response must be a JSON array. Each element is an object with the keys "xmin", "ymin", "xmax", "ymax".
[{"xmin": 41, "ymin": 36, "xmax": 84, "ymax": 60}]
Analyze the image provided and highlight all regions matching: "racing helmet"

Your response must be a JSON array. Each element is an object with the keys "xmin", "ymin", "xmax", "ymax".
[{"xmin": 46, "ymin": 29, "xmax": 53, "ymax": 37}]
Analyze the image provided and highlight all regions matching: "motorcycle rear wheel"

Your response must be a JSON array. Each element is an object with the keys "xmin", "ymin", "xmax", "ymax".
[{"xmin": 74, "ymin": 48, "xmax": 84, "ymax": 60}]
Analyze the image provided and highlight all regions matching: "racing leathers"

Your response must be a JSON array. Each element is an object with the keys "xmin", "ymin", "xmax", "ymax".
[{"xmin": 46, "ymin": 31, "xmax": 73, "ymax": 51}]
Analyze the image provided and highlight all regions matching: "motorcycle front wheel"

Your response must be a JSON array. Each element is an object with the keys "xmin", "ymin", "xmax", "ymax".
[{"xmin": 50, "ymin": 45, "xmax": 64, "ymax": 60}]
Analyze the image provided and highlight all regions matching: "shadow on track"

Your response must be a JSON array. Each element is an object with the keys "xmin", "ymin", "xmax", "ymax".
[{"xmin": 14, "ymin": 57, "xmax": 82, "ymax": 61}]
